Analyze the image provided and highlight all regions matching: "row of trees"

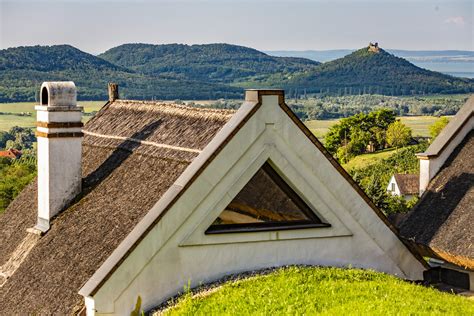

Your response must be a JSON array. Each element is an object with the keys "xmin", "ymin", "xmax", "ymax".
[{"xmin": 288, "ymin": 94, "xmax": 466, "ymax": 120}]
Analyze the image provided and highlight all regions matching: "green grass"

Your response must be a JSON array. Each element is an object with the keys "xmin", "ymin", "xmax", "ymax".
[
  {"xmin": 305, "ymin": 119, "xmax": 339, "ymax": 142},
  {"xmin": 399, "ymin": 116, "xmax": 452, "ymax": 137},
  {"xmin": 162, "ymin": 266, "xmax": 474, "ymax": 316},
  {"xmin": 0, "ymin": 101, "xmax": 105, "ymax": 131},
  {"xmin": 342, "ymin": 148, "xmax": 398, "ymax": 171},
  {"xmin": 305, "ymin": 115, "xmax": 451, "ymax": 142}
]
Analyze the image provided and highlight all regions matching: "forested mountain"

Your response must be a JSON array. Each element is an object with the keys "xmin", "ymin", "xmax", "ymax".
[
  {"xmin": 1, "ymin": 43, "xmax": 472, "ymax": 102},
  {"xmin": 0, "ymin": 45, "xmax": 126, "ymax": 72},
  {"xmin": 0, "ymin": 45, "xmax": 242, "ymax": 101},
  {"xmin": 99, "ymin": 43, "xmax": 319, "ymax": 83},
  {"xmin": 283, "ymin": 46, "xmax": 474, "ymax": 95}
]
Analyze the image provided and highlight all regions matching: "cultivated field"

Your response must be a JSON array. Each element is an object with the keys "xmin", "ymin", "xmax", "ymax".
[
  {"xmin": 305, "ymin": 115, "xmax": 450, "ymax": 142},
  {"xmin": 0, "ymin": 101, "xmax": 105, "ymax": 131}
]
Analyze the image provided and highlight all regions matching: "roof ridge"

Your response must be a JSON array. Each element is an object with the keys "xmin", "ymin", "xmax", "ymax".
[{"xmin": 112, "ymin": 99, "xmax": 236, "ymax": 116}]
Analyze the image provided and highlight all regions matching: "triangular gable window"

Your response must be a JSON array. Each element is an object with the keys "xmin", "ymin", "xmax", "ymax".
[{"xmin": 206, "ymin": 162, "xmax": 330, "ymax": 234}]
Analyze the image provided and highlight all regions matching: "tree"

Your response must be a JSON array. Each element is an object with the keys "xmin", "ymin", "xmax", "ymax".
[
  {"xmin": 324, "ymin": 109, "xmax": 396, "ymax": 160},
  {"xmin": 386, "ymin": 121, "xmax": 412, "ymax": 149},
  {"xmin": 429, "ymin": 117, "xmax": 450, "ymax": 139},
  {"xmin": 2, "ymin": 127, "xmax": 36, "ymax": 150},
  {"xmin": 0, "ymin": 131, "xmax": 15, "ymax": 149}
]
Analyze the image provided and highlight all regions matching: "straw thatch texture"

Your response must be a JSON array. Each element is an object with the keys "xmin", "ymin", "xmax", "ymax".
[
  {"xmin": 400, "ymin": 131, "xmax": 474, "ymax": 269},
  {"xmin": 86, "ymin": 100, "xmax": 234, "ymax": 150},
  {"xmin": 0, "ymin": 100, "xmax": 233, "ymax": 314}
]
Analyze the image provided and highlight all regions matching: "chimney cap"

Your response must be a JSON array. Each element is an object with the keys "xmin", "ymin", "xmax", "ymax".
[{"xmin": 40, "ymin": 81, "xmax": 77, "ymax": 107}]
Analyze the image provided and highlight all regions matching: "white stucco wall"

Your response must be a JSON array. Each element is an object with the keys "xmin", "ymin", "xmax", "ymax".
[
  {"xmin": 37, "ymin": 137, "xmax": 82, "ymax": 230},
  {"xmin": 87, "ymin": 95, "xmax": 425, "ymax": 315}
]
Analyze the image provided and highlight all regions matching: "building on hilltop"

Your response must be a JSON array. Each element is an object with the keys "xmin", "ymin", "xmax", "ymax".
[
  {"xmin": 387, "ymin": 174, "xmax": 419, "ymax": 200},
  {"xmin": 399, "ymin": 96, "xmax": 474, "ymax": 291},
  {"xmin": 0, "ymin": 82, "xmax": 425, "ymax": 314},
  {"xmin": 368, "ymin": 42, "xmax": 380, "ymax": 53}
]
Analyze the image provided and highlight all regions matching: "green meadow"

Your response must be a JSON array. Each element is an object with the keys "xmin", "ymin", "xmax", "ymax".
[
  {"xmin": 0, "ymin": 101, "xmax": 105, "ymax": 131},
  {"xmin": 161, "ymin": 266, "xmax": 474, "ymax": 315}
]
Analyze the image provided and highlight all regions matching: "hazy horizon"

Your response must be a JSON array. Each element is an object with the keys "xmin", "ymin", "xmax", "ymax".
[{"xmin": 1, "ymin": 0, "xmax": 473, "ymax": 55}]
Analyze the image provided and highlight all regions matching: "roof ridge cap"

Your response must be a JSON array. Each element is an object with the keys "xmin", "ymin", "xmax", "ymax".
[{"xmin": 112, "ymin": 99, "xmax": 236, "ymax": 115}]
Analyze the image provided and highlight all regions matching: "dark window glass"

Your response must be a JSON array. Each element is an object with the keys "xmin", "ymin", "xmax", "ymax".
[{"xmin": 206, "ymin": 162, "xmax": 330, "ymax": 234}]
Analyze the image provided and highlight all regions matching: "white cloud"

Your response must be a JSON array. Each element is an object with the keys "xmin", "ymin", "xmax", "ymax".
[{"xmin": 444, "ymin": 16, "xmax": 465, "ymax": 26}]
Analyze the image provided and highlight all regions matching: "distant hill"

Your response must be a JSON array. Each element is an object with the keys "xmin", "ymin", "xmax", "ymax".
[
  {"xmin": 99, "ymin": 43, "xmax": 320, "ymax": 83},
  {"xmin": 0, "ymin": 45, "xmax": 243, "ymax": 102},
  {"xmin": 266, "ymin": 49, "xmax": 474, "ymax": 63},
  {"xmin": 266, "ymin": 49, "xmax": 474, "ymax": 78},
  {"xmin": 0, "ymin": 43, "xmax": 473, "ymax": 102},
  {"xmin": 0, "ymin": 45, "xmax": 125, "ymax": 72},
  {"xmin": 282, "ymin": 46, "xmax": 474, "ymax": 95},
  {"xmin": 266, "ymin": 50, "xmax": 354, "ymax": 63}
]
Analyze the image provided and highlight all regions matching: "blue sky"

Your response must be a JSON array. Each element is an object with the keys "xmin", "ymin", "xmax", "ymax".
[{"xmin": 0, "ymin": 0, "xmax": 472, "ymax": 54}]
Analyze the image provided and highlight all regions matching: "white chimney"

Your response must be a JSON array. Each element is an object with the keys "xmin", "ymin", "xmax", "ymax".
[{"xmin": 35, "ymin": 82, "xmax": 83, "ymax": 232}]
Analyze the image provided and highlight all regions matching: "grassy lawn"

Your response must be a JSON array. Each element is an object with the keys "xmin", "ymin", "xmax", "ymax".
[
  {"xmin": 161, "ymin": 266, "xmax": 474, "ymax": 315},
  {"xmin": 342, "ymin": 148, "xmax": 398, "ymax": 171},
  {"xmin": 0, "ymin": 101, "xmax": 105, "ymax": 131}
]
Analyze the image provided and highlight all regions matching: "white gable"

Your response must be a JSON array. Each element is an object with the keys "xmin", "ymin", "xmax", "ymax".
[
  {"xmin": 81, "ymin": 91, "xmax": 425, "ymax": 315},
  {"xmin": 387, "ymin": 175, "xmax": 401, "ymax": 196}
]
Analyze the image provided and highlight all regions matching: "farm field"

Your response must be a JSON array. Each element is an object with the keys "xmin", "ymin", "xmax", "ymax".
[
  {"xmin": 304, "ymin": 119, "xmax": 339, "ymax": 141},
  {"xmin": 160, "ymin": 266, "xmax": 474, "ymax": 315},
  {"xmin": 1, "ymin": 100, "xmax": 451, "ymax": 136},
  {"xmin": 305, "ymin": 115, "xmax": 450, "ymax": 142},
  {"xmin": 0, "ymin": 101, "xmax": 105, "ymax": 131}
]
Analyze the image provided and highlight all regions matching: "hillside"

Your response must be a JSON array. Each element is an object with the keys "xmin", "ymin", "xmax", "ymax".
[
  {"xmin": 284, "ymin": 46, "xmax": 474, "ymax": 95},
  {"xmin": 1, "ymin": 43, "xmax": 473, "ymax": 102},
  {"xmin": 0, "ymin": 45, "xmax": 243, "ymax": 102},
  {"xmin": 99, "ymin": 43, "xmax": 320, "ymax": 83},
  {"xmin": 266, "ymin": 49, "xmax": 474, "ymax": 63}
]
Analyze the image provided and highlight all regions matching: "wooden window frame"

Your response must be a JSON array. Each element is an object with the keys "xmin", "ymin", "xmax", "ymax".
[{"xmin": 206, "ymin": 162, "xmax": 330, "ymax": 234}]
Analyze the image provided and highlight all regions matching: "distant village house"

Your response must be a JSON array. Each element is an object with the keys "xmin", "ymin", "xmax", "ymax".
[
  {"xmin": 387, "ymin": 174, "xmax": 419, "ymax": 200},
  {"xmin": 0, "ymin": 148, "xmax": 22, "ymax": 159}
]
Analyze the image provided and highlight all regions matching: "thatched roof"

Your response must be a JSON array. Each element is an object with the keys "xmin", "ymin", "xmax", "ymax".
[
  {"xmin": 399, "ymin": 130, "xmax": 474, "ymax": 269},
  {"xmin": 1, "ymin": 91, "xmax": 425, "ymax": 314},
  {"xmin": 393, "ymin": 174, "xmax": 419, "ymax": 195},
  {"xmin": 0, "ymin": 100, "xmax": 233, "ymax": 314}
]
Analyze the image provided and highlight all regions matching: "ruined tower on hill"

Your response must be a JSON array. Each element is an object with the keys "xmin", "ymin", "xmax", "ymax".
[{"xmin": 368, "ymin": 42, "xmax": 380, "ymax": 53}]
